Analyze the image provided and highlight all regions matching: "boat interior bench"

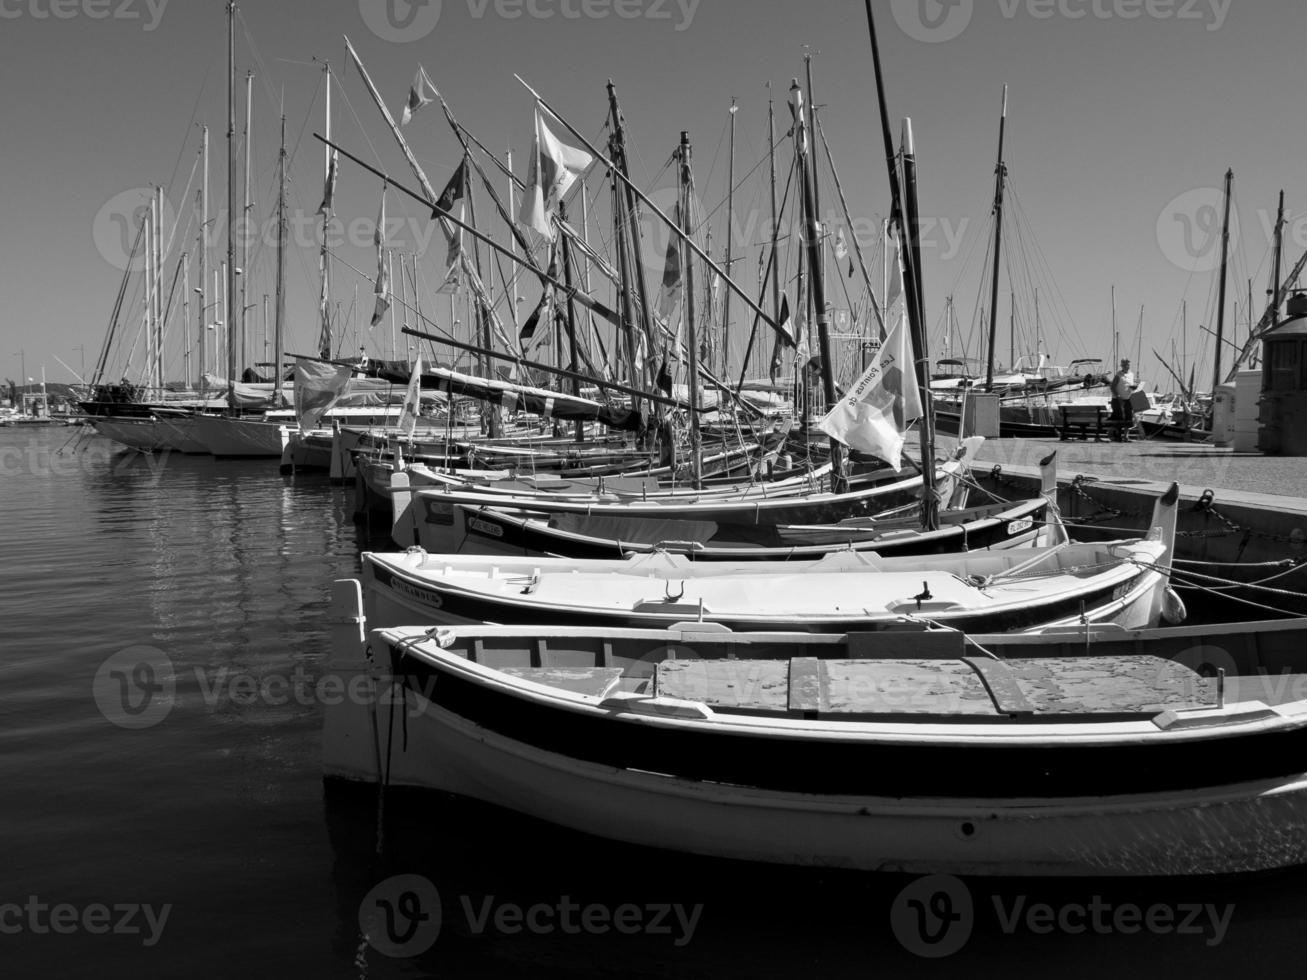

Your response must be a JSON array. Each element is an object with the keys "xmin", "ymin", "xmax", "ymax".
[{"xmin": 654, "ymin": 654, "xmax": 1215, "ymax": 719}]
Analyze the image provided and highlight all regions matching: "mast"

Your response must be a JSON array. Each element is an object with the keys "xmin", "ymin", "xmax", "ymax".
[
  {"xmin": 182, "ymin": 251, "xmax": 191, "ymax": 383},
  {"xmin": 579, "ymin": 180, "xmax": 604, "ymax": 377},
  {"xmin": 144, "ymin": 191, "xmax": 155, "ymax": 391},
  {"xmin": 722, "ymin": 97, "xmax": 737, "ymax": 381},
  {"xmin": 274, "ymin": 109, "xmax": 287, "ymax": 406},
  {"xmin": 1213, "ymin": 167, "xmax": 1233, "ymax": 393},
  {"xmin": 516, "ymin": 74, "xmax": 781, "ymax": 340},
  {"xmin": 1111, "ymin": 284, "xmax": 1117, "ymax": 366},
  {"xmin": 1272, "ymin": 190, "xmax": 1285, "ymax": 329},
  {"xmin": 154, "ymin": 186, "xmax": 164, "ymax": 391},
  {"xmin": 466, "ymin": 151, "xmax": 501, "ymax": 437},
  {"xmin": 1009, "ymin": 288, "xmax": 1015, "ymax": 369},
  {"xmin": 804, "ymin": 54, "xmax": 823, "ymax": 289},
  {"xmin": 319, "ymin": 61, "xmax": 333, "ymax": 359},
  {"xmin": 559, "ymin": 200, "xmax": 584, "ymax": 442},
  {"xmin": 984, "ymin": 85, "xmax": 1008, "ymax": 391},
  {"xmin": 679, "ymin": 131, "xmax": 703, "ymax": 486},
  {"xmin": 197, "ymin": 125, "xmax": 208, "ymax": 386},
  {"xmin": 606, "ymin": 81, "xmax": 655, "ymax": 390},
  {"xmin": 240, "ymin": 69, "xmax": 253, "ymax": 379},
  {"xmin": 507, "ymin": 147, "xmax": 520, "ymax": 335},
  {"xmin": 901, "ymin": 119, "xmax": 938, "ymax": 529},
  {"xmin": 610, "ymin": 153, "xmax": 641, "ymax": 397},
  {"xmin": 1034, "ymin": 286, "xmax": 1040, "ymax": 357},
  {"xmin": 792, "ymin": 78, "xmax": 844, "ymax": 488},
  {"xmin": 767, "ymin": 86, "xmax": 781, "ymax": 383},
  {"xmin": 225, "ymin": 0, "xmax": 237, "ymax": 409}
]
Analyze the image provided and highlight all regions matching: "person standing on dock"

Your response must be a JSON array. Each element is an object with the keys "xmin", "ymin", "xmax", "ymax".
[{"xmin": 1109, "ymin": 358, "xmax": 1137, "ymax": 441}]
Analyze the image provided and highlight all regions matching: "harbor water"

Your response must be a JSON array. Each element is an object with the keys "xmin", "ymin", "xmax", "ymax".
[{"xmin": 4, "ymin": 424, "xmax": 1307, "ymax": 978}]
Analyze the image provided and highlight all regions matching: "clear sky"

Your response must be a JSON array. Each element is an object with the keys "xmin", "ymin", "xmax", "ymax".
[{"xmin": 1, "ymin": 0, "xmax": 1302, "ymax": 391}]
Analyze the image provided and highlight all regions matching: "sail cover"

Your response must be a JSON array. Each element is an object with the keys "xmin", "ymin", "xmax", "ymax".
[{"xmin": 377, "ymin": 363, "xmax": 645, "ymax": 432}]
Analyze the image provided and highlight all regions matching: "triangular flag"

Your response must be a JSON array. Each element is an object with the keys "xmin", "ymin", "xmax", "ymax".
[
  {"xmin": 519, "ymin": 291, "xmax": 551, "ymax": 342},
  {"xmin": 775, "ymin": 294, "xmax": 794, "ymax": 346},
  {"xmin": 370, "ymin": 185, "xmax": 390, "ymax": 328},
  {"xmin": 400, "ymin": 67, "xmax": 435, "ymax": 127},
  {"xmin": 436, "ymin": 160, "xmax": 468, "ymax": 268},
  {"xmin": 435, "ymin": 159, "xmax": 466, "ymax": 215},
  {"xmin": 817, "ymin": 305, "xmax": 923, "ymax": 471},
  {"xmin": 397, "ymin": 353, "xmax": 423, "ymax": 435},
  {"xmin": 317, "ymin": 149, "xmax": 338, "ymax": 215},
  {"xmin": 656, "ymin": 355, "xmax": 674, "ymax": 396},
  {"xmin": 834, "ymin": 227, "xmax": 849, "ymax": 262}
]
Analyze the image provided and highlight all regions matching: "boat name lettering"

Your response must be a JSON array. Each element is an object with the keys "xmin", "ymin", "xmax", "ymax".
[
  {"xmin": 391, "ymin": 577, "xmax": 444, "ymax": 610},
  {"xmin": 1005, "ymin": 517, "xmax": 1034, "ymax": 536},
  {"xmin": 468, "ymin": 517, "xmax": 504, "ymax": 539}
]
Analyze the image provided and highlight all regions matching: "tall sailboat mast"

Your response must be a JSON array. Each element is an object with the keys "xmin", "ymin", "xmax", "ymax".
[
  {"xmin": 240, "ymin": 70, "xmax": 253, "ymax": 379},
  {"xmin": 984, "ymin": 85, "xmax": 1008, "ymax": 391},
  {"xmin": 154, "ymin": 186, "xmax": 164, "ymax": 390},
  {"xmin": 606, "ymin": 81, "xmax": 655, "ymax": 392},
  {"xmin": 225, "ymin": 0, "xmax": 237, "ymax": 409},
  {"xmin": 144, "ymin": 191, "xmax": 155, "ymax": 391},
  {"xmin": 722, "ymin": 97, "xmax": 737, "ymax": 381},
  {"xmin": 196, "ymin": 126, "xmax": 208, "ymax": 386},
  {"xmin": 1213, "ymin": 167, "xmax": 1233, "ymax": 393},
  {"xmin": 792, "ymin": 78, "xmax": 844, "ymax": 488},
  {"xmin": 864, "ymin": 1, "xmax": 937, "ymax": 526},
  {"xmin": 274, "ymin": 110, "xmax": 287, "ymax": 407},
  {"xmin": 678, "ymin": 130, "xmax": 703, "ymax": 487},
  {"xmin": 766, "ymin": 85, "xmax": 781, "ymax": 383},
  {"xmin": 319, "ymin": 61, "xmax": 334, "ymax": 358}
]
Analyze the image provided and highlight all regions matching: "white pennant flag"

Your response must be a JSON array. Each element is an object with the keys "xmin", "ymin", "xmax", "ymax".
[
  {"xmin": 397, "ymin": 353, "xmax": 423, "ymax": 436},
  {"xmin": 817, "ymin": 304, "xmax": 923, "ymax": 471},
  {"xmin": 518, "ymin": 108, "xmax": 593, "ymax": 241},
  {"xmin": 400, "ymin": 67, "xmax": 435, "ymax": 126}
]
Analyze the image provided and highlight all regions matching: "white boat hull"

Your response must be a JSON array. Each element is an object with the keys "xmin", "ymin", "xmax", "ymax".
[
  {"xmin": 191, "ymin": 415, "xmax": 289, "ymax": 458},
  {"xmin": 90, "ymin": 417, "xmax": 170, "ymax": 452},
  {"xmin": 329, "ymin": 691, "xmax": 1307, "ymax": 877}
]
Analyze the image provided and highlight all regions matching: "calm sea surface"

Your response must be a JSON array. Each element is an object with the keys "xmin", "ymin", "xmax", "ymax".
[{"xmin": 3, "ymin": 424, "xmax": 1307, "ymax": 978}]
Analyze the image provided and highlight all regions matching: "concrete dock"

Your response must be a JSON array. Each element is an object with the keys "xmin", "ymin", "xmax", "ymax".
[{"xmin": 937, "ymin": 434, "xmax": 1307, "ymax": 617}]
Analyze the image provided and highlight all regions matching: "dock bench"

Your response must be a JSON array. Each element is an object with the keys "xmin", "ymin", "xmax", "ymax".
[{"xmin": 1059, "ymin": 405, "xmax": 1107, "ymax": 441}]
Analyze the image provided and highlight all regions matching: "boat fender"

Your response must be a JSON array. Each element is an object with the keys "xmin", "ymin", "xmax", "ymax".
[{"xmin": 1162, "ymin": 587, "xmax": 1187, "ymax": 625}]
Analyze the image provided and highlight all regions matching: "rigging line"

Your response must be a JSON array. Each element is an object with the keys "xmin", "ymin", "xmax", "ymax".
[
  {"xmin": 1004, "ymin": 178, "xmax": 1081, "ymax": 358},
  {"xmin": 158, "ymin": 51, "xmax": 219, "ymax": 219},
  {"xmin": 694, "ymin": 130, "xmax": 791, "ymax": 233}
]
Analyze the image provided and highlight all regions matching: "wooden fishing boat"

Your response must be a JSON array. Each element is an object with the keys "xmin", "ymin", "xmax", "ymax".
[
  {"xmin": 390, "ymin": 439, "xmax": 991, "ymax": 553},
  {"xmin": 323, "ymin": 581, "xmax": 1307, "ymax": 876},
  {"xmin": 362, "ymin": 484, "xmax": 1178, "ymax": 634}
]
